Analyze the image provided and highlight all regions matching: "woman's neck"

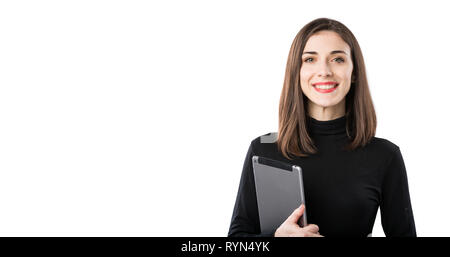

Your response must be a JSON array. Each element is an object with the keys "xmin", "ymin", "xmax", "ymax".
[{"xmin": 307, "ymin": 99, "xmax": 345, "ymax": 121}]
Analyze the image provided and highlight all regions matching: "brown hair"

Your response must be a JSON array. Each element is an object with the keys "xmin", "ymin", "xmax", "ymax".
[{"xmin": 277, "ymin": 18, "xmax": 377, "ymax": 159}]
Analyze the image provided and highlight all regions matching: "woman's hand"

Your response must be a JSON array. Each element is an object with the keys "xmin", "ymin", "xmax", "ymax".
[{"xmin": 274, "ymin": 204, "xmax": 323, "ymax": 237}]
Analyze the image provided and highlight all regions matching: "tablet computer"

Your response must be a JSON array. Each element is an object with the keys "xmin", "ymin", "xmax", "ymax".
[{"xmin": 252, "ymin": 155, "xmax": 307, "ymax": 235}]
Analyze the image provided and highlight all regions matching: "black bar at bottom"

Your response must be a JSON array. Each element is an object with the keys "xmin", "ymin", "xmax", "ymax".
[{"xmin": 0, "ymin": 237, "xmax": 444, "ymax": 256}]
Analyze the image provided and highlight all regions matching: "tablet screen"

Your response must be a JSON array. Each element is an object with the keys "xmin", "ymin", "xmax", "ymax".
[{"xmin": 252, "ymin": 156, "xmax": 307, "ymax": 234}]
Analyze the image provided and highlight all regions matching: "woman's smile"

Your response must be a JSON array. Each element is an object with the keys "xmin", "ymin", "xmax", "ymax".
[
  {"xmin": 313, "ymin": 84, "xmax": 339, "ymax": 93},
  {"xmin": 312, "ymin": 81, "xmax": 340, "ymax": 93}
]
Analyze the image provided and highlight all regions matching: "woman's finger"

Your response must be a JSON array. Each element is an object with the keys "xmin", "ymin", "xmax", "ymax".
[
  {"xmin": 285, "ymin": 204, "xmax": 305, "ymax": 224},
  {"xmin": 304, "ymin": 224, "xmax": 319, "ymax": 234}
]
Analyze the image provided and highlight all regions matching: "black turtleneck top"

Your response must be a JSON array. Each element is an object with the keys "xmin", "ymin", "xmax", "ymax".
[{"xmin": 228, "ymin": 115, "xmax": 416, "ymax": 237}]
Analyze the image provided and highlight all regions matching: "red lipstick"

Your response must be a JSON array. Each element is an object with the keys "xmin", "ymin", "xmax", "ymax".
[
  {"xmin": 312, "ymin": 81, "xmax": 339, "ymax": 93},
  {"xmin": 312, "ymin": 81, "xmax": 338, "ymax": 85}
]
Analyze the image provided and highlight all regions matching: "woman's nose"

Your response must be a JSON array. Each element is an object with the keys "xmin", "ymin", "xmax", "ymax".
[{"xmin": 317, "ymin": 63, "xmax": 333, "ymax": 77}]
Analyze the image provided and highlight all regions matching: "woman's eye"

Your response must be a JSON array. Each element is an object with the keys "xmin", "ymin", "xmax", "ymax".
[
  {"xmin": 304, "ymin": 58, "xmax": 313, "ymax": 63},
  {"xmin": 334, "ymin": 57, "xmax": 345, "ymax": 63}
]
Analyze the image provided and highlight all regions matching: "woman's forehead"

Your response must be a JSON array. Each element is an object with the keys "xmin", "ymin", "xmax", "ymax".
[{"xmin": 304, "ymin": 31, "xmax": 350, "ymax": 54}]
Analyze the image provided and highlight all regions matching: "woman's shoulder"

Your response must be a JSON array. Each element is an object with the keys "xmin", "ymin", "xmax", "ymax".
[
  {"xmin": 250, "ymin": 132, "xmax": 278, "ymax": 145},
  {"xmin": 248, "ymin": 132, "xmax": 279, "ymax": 154},
  {"xmin": 367, "ymin": 136, "xmax": 401, "ymax": 156}
]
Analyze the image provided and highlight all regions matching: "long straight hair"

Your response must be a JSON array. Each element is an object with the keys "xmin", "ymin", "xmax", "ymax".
[{"xmin": 278, "ymin": 18, "xmax": 377, "ymax": 160}]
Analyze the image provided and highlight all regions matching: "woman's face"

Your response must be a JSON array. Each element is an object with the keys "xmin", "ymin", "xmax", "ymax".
[{"xmin": 300, "ymin": 30, "xmax": 353, "ymax": 118}]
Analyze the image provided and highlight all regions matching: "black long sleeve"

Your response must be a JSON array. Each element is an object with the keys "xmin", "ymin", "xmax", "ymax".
[
  {"xmin": 380, "ymin": 147, "xmax": 416, "ymax": 236},
  {"xmin": 228, "ymin": 115, "xmax": 416, "ymax": 237}
]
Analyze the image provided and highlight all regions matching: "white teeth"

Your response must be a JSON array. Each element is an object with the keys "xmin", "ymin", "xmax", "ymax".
[{"xmin": 315, "ymin": 84, "xmax": 337, "ymax": 89}]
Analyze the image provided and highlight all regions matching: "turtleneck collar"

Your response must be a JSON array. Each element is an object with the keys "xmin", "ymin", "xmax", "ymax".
[{"xmin": 307, "ymin": 114, "xmax": 347, "ymax": 135}]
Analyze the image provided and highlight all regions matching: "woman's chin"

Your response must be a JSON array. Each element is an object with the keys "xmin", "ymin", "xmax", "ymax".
[{"xmin": 311, "ymin": 99, "xmax": 340, "ymax": 108}]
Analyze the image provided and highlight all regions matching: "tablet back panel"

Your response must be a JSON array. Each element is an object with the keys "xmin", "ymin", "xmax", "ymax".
[{"xmin": 252, "ymin": 156, "xmax": 307, "ymax": 234}]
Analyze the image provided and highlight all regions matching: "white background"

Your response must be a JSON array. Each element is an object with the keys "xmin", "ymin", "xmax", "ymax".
[{"xmin": 0, "ymin": 0, "xmax": 448, "ymax": 236}]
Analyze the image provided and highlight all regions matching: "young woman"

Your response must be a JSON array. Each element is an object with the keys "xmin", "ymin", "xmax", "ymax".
[{"xmin": 228, "ymin": 18, "xmax": 416, "ymax": 237}]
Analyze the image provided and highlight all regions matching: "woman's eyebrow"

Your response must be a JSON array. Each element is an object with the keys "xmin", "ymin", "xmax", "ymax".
[{"xmin": 302, "ymin": 50, "xmax": 348, "ymax": 55}]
